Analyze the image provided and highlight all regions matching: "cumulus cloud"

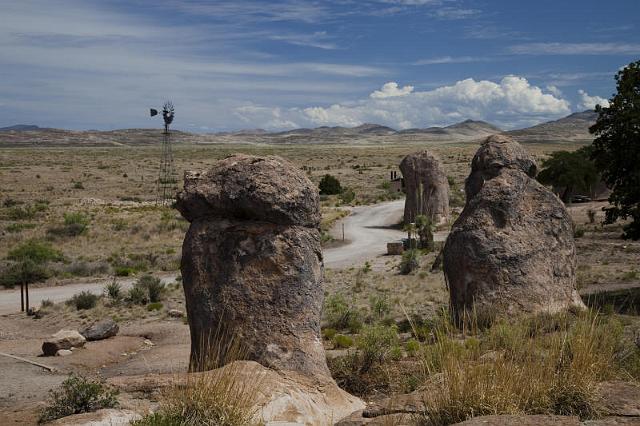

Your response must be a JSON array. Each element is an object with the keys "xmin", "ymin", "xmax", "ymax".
[
  {"xmin": 235, "ymin": 76, "xmax": 571, "ymax": 130},
  {"xmin": 370, "ymin": 82, "xmax": 414, "ymax": 98},
  {"xmin": 577, "ymin": 89, "xmax": 610, "ymax": 110}
]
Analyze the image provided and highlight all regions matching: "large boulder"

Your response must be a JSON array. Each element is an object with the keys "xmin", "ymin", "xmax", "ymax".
[
  {"xmin": 400, "ymin": 151, "xmax": 450, "ymax": 225},
  {"xmin": 42, "ymin": 330, "xmax": 86, "ymax": 356},
  {"xmin": 176, "ymin": 154, "xmax": 328, "ymax": 377},
  {"xmin": 443, "ymin": 135, "xmax": 584, "ymax": 323},
  {"xmin": 79, "ymin": 318, "xmax": 119, "ymax": 341}
]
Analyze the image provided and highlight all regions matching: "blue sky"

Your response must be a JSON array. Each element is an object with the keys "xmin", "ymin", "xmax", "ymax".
[{"xmin": 0, "ymin": 0, "xmax": 638, "ymax": 132}]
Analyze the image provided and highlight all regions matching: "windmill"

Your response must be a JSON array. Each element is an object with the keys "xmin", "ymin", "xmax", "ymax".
[{"xmin": 150, "ymin": 101, "xmax": 176, "ymax": 206}]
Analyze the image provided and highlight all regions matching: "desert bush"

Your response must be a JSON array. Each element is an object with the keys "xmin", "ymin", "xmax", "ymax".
[
  {"xmin": 574, "ymin": 226, "xmax": 585, "ymax": 238},
  {"xmin": 127, "ymin": 285, "xmax": 148, "ymax": 305},
  {"xmin": 0, "ymin": 260, "xmax": 50, "ymax": 288},
  {"xmin": 147, "ymin": 302, "xmax": 163, "ymax": 311},
  {"xmin": 319, "ymin": 174, "xmax": 342, "ymax": 195},
  {"xmin": 61, "ymin": 261, "xmax": 109, "ymax": 277},
  {"xmin": 417, "ymin": 311, "xmax": 624, "ymax": 425},
  {"xmin": 114, "ymin": 266, "xmax": 135, "ymax": 276},
  {"xmin": 47, "ymin": 212, "xmax": 90, "ymax": 237},
  {"xmin": 40, "ymin": 299, "xmax": 54, "ymax": 308},
  {"xmin": 399, "ymin": 249, "xmax": 420, "ymax": 275},
  {"xmin": 338, "ymin": 187, "xmax": 356, "ymax": 204},
  {"xmin": 322, "ymin": 328, "xmax": 337, "ymax": 340},
  {"xmin": 333, "ymin": 334, "xmax": 354, "ymax": 349},
  {"xmin": 4, "ymin": 202, "xmax": 47, "ymax": 220},
  {"xmin": 137, "ymin": 274, "xmax": 165, "ymax": 302},
  {"xmin": 6, "ymin": 222, "xmax": 36, "ymax": 233},
  {"xmin": 8, "ymin": 240, "xmax": 63, "ymax": 264},
  {"xmin": 104, "ymin": 279, "xmax": 122, "ymax": 301},
  {"xmin": 357, "ymin": 324, "xmax": 399, "ymax": 373},
  {"xmin": 39, "ymin": 374, "xmax": 118, "ymax": 423},
  {"xmin": 67, "ymin": 291, "xmax": 99, "ymax": 310},
  {"xmin": 369, "ymin": 294, "xmax": 391, "ymax": 320},
  {"xmin": 406, "ymin": 338, "xmax": 421, "ymax": 356},
  {"xmin": 587, "ymin": 209, "xmax": 596, "ymax": 224},
  {"xmin": 324, "ymin": 293, "xmax": 362, "ymax": 333}
]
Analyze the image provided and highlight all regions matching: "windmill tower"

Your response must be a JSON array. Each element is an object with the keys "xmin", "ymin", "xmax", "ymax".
[{"xmin": 150, "ymin": 101, "xmax": 176, "ymax": 206}]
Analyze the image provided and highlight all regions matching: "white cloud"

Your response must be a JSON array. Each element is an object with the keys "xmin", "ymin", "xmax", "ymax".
[
  {"xmin": 577, "ymin": 90, "xmax": 610, "ymax": 110},
  {"xmin": 412, "ymin": 56, "xmax": 487, "ymax": 65},
  {"xmin": 546, "ymin": 85, "xmax": 563, "ymax": 97},
  {"xmin": 370, "ymin": 82, "xmax": 414, "ymax": 98},
  {"xmin": 433, "ymin": 7, "xmax": 481, "ymax": 19},
  {"xmin": 236, "ymin": 76, "xmax": 571, "ymax": 130},
  {"xmin": 510, "ymin": 42, "xmax": 640, "ymax": 55},
  {"xmin": 268, "ymin": 31, "xmax": 338, "ymax": 50}
]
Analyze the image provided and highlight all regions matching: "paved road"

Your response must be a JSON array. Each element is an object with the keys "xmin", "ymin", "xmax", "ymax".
[
  {"xmin": 0, "ymin": 274, "xmax": 177, "ymax": 315},
  {"xmin": 324, "ymin": 200, "xmax": 405, "ymax": 269}
]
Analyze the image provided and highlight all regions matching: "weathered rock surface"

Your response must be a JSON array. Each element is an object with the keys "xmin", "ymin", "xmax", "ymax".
[
  {"xmin": 443, "ymin": 134, "xmax": 584, "ymax": 322},
  {"xmin": 597, "ymin": 381, "xmax": 640, "ymax": 417},
  {"xmin": 48, "ymin": 409, "xmax": 141, "ymax": 425},
  {"xmin": 108, "ymin": 361, "xmax": 365, "ymax": 425},
  {"xmin": 42, "ymin": 330, "xmax": 86, "ymax": 356},
  {"xmin": 400, "ymin": 151, "xmax": 450, "ymax": 225},
  {"xmin": 176, "ymin": 154, "xmax": 328, "ymax": 377},
  {"xmin": 79, "ymin": 318, "xmax": 119, "ymax": 341},
  {"xmin": 55, "ymin": 349, "xmax": 73, "ymax": 356},
  {"xmin": 452, "ymin": 415, "xmax": 581, "ymax": 425}
]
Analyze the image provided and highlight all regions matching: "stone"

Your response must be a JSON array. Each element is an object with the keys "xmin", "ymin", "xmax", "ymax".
[
  {"xmin": 452, "ymin": 415, "xmax": 580, "ymax": 425},
  {"xmin": 55, "ymin": 349, "xmax": 73, "ymax": 356},
  {"xmin": 597, "ymin": 381, "xmax": 640, "ymax": 417},
  {"xmin": 108, "ymin": 361, "xmax": 365, "ymax": 425},
  {"xmin": 177, "ymin": 154, "xmax": 328, "ymax": 377},
  {"xmin": 443, "ymin": 135, "xmax": 584, "ymax": 323},
  {"xmin": 79, "ymin": 318, "xmax": 119, "ymax": 341},
  {"xmin": 399, "ymin": 151, "xmax": 450, "ymax": 225},
  {"xmin": 48, "ymin": 409, "xmax": 142, "ymax": 425},
  {"xmin": 168, "ymin": 309, "xmax": 184, "ymax": 318},
  {"xmin": 176, "ymin": 154, "xmax": 320, "ymax": 227},
  {"xmin": 387, "ymin": 241, "xmax": 404, "ymax": 255},
  {"xmin": 42, "ymin": 330, "xmax": 86, "ymax": 356}
]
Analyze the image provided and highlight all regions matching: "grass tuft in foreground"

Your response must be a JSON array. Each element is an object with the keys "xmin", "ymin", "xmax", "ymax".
[{"xmin": 417, "ymin": 310, "xmax": 628, "ymax": 425}]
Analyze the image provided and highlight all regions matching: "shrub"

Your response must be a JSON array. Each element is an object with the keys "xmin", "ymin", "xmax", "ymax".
[
  {"xmin": 104, "ymin": 279, "xmax": 122, "ymax": 301},
  {"xmin": 0, "ymin": 260, "xmax": 50, "ymax": 288},
  {"xmin": 338, "ymin": 187, "xmax": 356, "ymax": 204},
  {"xmin": 6, "ymin": 222, "xmax": 36, "ymax": 233},
  {"xmin": 587, "ymin": 209, "xmax": 596, "ymax": 224},
  {"xmin": 356, "ymin": 324, "xmax": 399, "ymax": 373},
  {"xmin": 48, "ymin": 212, "xmax": 90, "ymax": 237},
  {"xmin": 322, "ymin": 328, "xmax": 337, "ymax": 340},
  {"xmin": 406, "ymin": 339, "xmax": 421, "ymax": 356},
  {"xmin": 114, "ymin": 266, "xmax": 134, "ymax": 277},
  {"xmin": 147, "ymin": 302, "xmax": 163, "ymax": 311},
  {"xmin": 127, "ymin": 285, "xmax": 148, "ymax": 305},
  {"xmin": 67, "ymin": 291, "xmax": 99, "ymax": 310},
  {"xmin": 399, "ymin": 249, "xmax": 420, "ymax": 275},
  {"xmin": 8, "ymin": 240, "xmax": 63, "ymax": 264},
  {"xmin": 40, "ymin": 299, "xmax": 54, "ymax": 308},
  {"xmin": 319, "ymin": 174, "xmax": 342, "ymax": 195},
  {"xmin": 39, "ymin": 374, "xmax": 118, "ymax": 423},
  {"xmin": 324, "ymin": 294, "xmax": 362, "ymax": 333},
  {"xmin": 574, "ymin": 226, "xmax": 585, "ymax": 238},
  {"xmin": 333, "ymin": 334, "xmax": 354, "ymax": 349},
  {"xmin": 369, "ymin": 294, "xmax": 391, "ymax": 320},
  {"xmin": 137, "ymin": 275, "xmax": 165, "ymax": 302}
]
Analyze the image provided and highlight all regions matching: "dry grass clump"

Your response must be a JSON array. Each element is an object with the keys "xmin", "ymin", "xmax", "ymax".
[
  {"xmin": 417, "ymin": 310, "xmax": 626, "ymax": 425},
  {"xmin": 134, "ymin": 327, "xmax": 263, "ymax": 426}
]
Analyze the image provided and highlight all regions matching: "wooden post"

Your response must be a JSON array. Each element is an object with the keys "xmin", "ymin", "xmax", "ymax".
[
  {"xmin": 342, "ymin": 223, "xmax": 345, "ymax": 241},
  {"xmin": 25, "ymin": 282, "xmax": 29, "ymax": 313},
  {"xmin": 20, "ymin": 283, "xmax": 24, "ymax": 312}
]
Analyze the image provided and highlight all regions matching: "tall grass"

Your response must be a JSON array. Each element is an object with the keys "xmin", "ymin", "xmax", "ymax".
[
  {"xmin": 416, "ymin": 310, "xmax": 625, "ymax": 425},
  {"xmin": 134, "ymin": 325, "xmax": 263, "ymax": 426}
]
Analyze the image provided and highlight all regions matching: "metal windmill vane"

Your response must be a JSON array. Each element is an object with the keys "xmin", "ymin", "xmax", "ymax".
[{"xmin": 150, "ymin": 101, "xmax": 177, "ymax": 206}]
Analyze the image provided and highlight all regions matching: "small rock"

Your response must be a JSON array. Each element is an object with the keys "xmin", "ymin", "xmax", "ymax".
[
  {"xmin": 143, "ymin": 339, "xmax": 154, "ymax": 346},
  {"xmin": 42, "ymin": 330, "xmax": 86, "ymax": 356},
  {"xmin": 168, "ymin": 309, "xmax": 184, "ymax": 318},
  {"xmin": 55, "ymin": 349, "xmax": 72, "ymax": 356},
  {"xmin": 79, "ymin": 318, "xmax": 119, "ymax": 341}
]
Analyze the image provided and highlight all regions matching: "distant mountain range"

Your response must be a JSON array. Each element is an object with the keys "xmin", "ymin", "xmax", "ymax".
[{"xmin": 0, "ymin": 111, "xmax": 598, "ymax": 147}]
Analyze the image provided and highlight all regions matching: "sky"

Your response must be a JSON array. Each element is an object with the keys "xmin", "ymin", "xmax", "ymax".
[{"xmin": 0, "ymin": 0, "xmax": 638, "ymax": 132}]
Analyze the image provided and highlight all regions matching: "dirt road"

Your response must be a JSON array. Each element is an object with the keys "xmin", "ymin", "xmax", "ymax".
[{"xmin": 0, "ymin": 199, "xmax": 447, "ymax": 314}]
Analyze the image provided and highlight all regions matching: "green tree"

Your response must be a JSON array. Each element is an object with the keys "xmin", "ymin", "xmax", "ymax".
[
  {"xmin": 415, "ymin": 214, "xmax": 434, "ymax": 250},
  {"xmin": 318, "ymin": 174, "xmax": 342, "ymax": 195},
  {"xmin": 589, "ymin": 60, "xmax": 640, "ymax": 239},
  {"xmin": 537, "ymin": 146, "xmax": 599, "ymax": 203}
]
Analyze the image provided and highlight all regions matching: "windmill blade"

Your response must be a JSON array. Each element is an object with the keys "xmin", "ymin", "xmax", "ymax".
[{"xmin": 150, "ymin": 108, "xmax": 158, "ymax": 117}]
